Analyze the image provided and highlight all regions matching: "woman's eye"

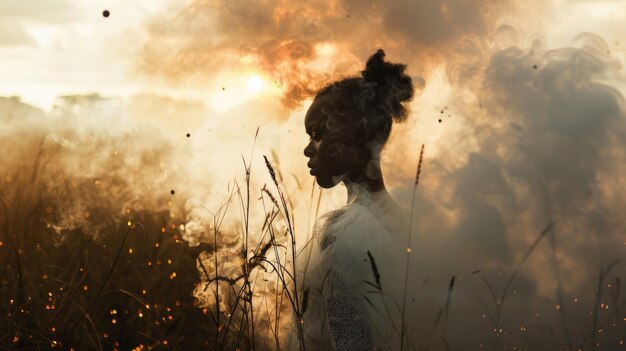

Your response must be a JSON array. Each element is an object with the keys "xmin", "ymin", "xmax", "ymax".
[{"xmin": 310, "ymin": 131, "xmax": 321, "ymax": 141}]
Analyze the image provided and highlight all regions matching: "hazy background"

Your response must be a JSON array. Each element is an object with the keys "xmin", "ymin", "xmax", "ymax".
[{"xmin": 1, "ymin": 0, "xmax": 625, "ymax": 350}]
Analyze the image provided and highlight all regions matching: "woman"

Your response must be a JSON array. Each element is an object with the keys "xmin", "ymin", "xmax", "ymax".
[{"xmin": 294, "ymin": 49, "xmax": 414, "ymax": 350}]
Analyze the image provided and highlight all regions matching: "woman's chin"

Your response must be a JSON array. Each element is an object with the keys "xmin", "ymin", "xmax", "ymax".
[{"xmin": 315, "ymin": 175, "xmax": 337, "ymax": 189}]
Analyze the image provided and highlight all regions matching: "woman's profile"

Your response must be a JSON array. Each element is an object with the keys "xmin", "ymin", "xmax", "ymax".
[{"xmin": 293, "ymin": 49, "xmax": 415, "ymax": 350}]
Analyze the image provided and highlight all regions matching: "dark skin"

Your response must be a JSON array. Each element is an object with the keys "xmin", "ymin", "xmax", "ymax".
[
  {"xmin": 303, "ymin": 93, "xmax": 406, "ymax": 351},
  {"xmin": 303, "ymin": 94, "xmax": 388, "ymax": 202}
]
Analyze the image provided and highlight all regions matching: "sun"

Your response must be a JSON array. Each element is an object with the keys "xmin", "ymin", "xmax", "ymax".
[{"xmin": 247, "ymin": 75, "xmax": 264, "ymax": 92}]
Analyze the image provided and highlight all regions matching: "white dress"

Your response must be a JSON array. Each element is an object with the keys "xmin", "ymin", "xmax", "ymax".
[{"xmin": 292, "ymin": 202, "xmax": 405, "ymax": 351}]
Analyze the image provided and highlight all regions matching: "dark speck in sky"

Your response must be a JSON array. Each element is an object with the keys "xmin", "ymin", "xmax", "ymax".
[
  {"xmin": 532, "ymin": 64, "xmax": 538, "ymax": 69},
  {"xmin": 102, "ymin": 10, "xmax": 110, "ymax": 18},
  {"xmin": 170, "ymin": 190, "xmax": 175, "ymax": 195},
  {"xmin": 438, "ymin": 119, "xmax": 442, "ymax": 123},
  {"xmin": 186, "ymin": 133, "xmax": 191, "ymax": 138}
]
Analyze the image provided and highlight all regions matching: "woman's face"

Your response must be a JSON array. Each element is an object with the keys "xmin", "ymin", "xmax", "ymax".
[{"xmin": 303, "ymin": 95, "xmax": 361, "ymax": 188}]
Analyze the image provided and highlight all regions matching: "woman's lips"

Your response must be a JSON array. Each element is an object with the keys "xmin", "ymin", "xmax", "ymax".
[{"xmin": 307, "ymin": 162, "xmax": 317, "ymax": 175}]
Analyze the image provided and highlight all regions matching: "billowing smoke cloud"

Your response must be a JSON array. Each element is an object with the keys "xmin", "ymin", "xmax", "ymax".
[
  {"xmin": 379, "ymin": 30, "xmax": 626, "ymax": 350},
  {"xmin": 2, "ymin": 0, "xmax": 626, "ymax": 350},
  {"xmin": 166, "ymin": 17, "xmax": 625, "ymax": 347},
  {"xmin": 137, "ymin": 0, "xmax": 517, "ymax": 108}
]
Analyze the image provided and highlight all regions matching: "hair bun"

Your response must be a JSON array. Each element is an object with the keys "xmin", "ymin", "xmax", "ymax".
[
  {"xmin": 361, "ymin": 49, "xmax": 414, "ymax": 122},
  {"xmin": 362, "ymin": 49, "xmax": 388, "ymax": 84}
]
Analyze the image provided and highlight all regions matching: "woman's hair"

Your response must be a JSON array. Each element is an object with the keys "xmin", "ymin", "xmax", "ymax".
[{"xmin": 316, "ymin": 49, "xmax": 414, "ymax": 148}]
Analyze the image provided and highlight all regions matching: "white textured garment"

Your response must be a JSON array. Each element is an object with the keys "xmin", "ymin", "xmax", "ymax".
[{"xmin": 291, "ymin": 202, "xmax": 405, "ymax": 351}]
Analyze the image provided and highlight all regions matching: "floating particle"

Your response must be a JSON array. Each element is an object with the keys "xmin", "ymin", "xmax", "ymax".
[
  {"xmin": 440, "ymin": 110, "xmax": 444, "ymax": 114},
  {"xmin": 346, "ymin": 14, "xmax": 350, "ymax": 18},
  {"xmin": 102, "ymin": 10, "xmax": 110, "ymax": 18},
  {"xmin": 170, "ymin": 190, "xmax": 175, "ymax": 195},
  {"xmin": 221, "ymin": 87, "xmax": 225, "ymax": 91},
  {"xmin": 186, "ymin": 133, "xmax": 190, "ymax": 138},
  {"xmin": 532, "ymin": 64, "xmax": 538, "ymax": 69},
  {"xmin": 438, "ymin": 119, "xmax": 442, "ymax": 123}
]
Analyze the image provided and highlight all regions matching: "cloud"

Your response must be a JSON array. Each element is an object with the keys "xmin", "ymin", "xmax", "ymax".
[
  {"xmin": 2, "ymin": 1, "xmax": 625, "ymax": 349},
  {"xmin": 0, "ymin": 0, "xmax": 77, "ymax": 23},
  {"xmin": 0, "ymin": 20, "xmax": 34, "ymax": 46},
  {"xmin": 136, "ymin": 0, "xmax": 516, "ymax": 108}
]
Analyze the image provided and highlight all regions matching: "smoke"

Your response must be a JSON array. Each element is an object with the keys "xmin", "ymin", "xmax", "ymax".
[
  {"xmin": 378, "ymin": 29, "xmax": 626, "ymax": 349},
  {"xmin": 2, "ymin": 0, "xmax": 626, "ymax": 349},
  {"xmin": 136, "ymin": 0, "xmax": 519, "ymax": 108}
]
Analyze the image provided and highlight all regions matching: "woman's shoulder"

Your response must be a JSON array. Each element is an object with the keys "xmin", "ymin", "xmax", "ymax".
[
  {"xmin": 314, "ymin": 202, "xmax": 392, "ymax": 250},
  {"xmin": 316, "ymin": 202, "xmax": 382, "ymax": 231}
]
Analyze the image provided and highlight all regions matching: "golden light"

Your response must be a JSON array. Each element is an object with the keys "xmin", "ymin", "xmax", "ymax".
[{"xmin": 247, "ymin": 75, "xmax": 264, "ymax": 92}]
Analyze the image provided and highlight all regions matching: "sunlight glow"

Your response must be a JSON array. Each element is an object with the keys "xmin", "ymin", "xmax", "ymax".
[{"xmin": 247, "ymin": 75, "xmax": 264, "ymax": 92}]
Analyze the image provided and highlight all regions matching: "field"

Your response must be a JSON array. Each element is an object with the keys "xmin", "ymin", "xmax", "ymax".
[{"xmin": 1, "ymin": 125, "xmax": 624, "ymax": 351}]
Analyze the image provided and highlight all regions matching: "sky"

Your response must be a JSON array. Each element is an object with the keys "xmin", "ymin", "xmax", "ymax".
[
  {"xmin": 0, "ymin": 0, "xmax": 623, "ymax": 110},
  {"xmin": 1, "ymin": 0, "xmax": 626, "ymax": 349}
]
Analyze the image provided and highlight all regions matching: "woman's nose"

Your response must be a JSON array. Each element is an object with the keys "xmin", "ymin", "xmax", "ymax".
[{"xmin": 304, "ymin": 140, "xmax": 315, "ymax": 157}]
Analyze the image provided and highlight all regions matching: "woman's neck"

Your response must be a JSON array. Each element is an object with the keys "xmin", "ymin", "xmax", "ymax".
[{"xmin": 343, "ymin": 174, "xmax": 387, "ymax": 205}]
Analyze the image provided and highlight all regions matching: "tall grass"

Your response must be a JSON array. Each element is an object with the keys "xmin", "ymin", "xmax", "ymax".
[
  {"xmin": 0, "ymin": 166, "xmax": 216, "ymax": 349},
  {"xmin": 2, "ymin": 136, "xmax": 625, "ymax": 351},
  {"xmin": 400, "ymin": 143, "xmax": 425, "ymax": 350}
]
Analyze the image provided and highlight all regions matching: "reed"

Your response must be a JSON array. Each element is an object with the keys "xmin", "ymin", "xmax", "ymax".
[
  {"xmin": 400, "ymin": 143, "xmax": 425, "ymax": 351},
  {"xmin": 2, "ymin": 133, "xmax": 625, "ymax": 351}
]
